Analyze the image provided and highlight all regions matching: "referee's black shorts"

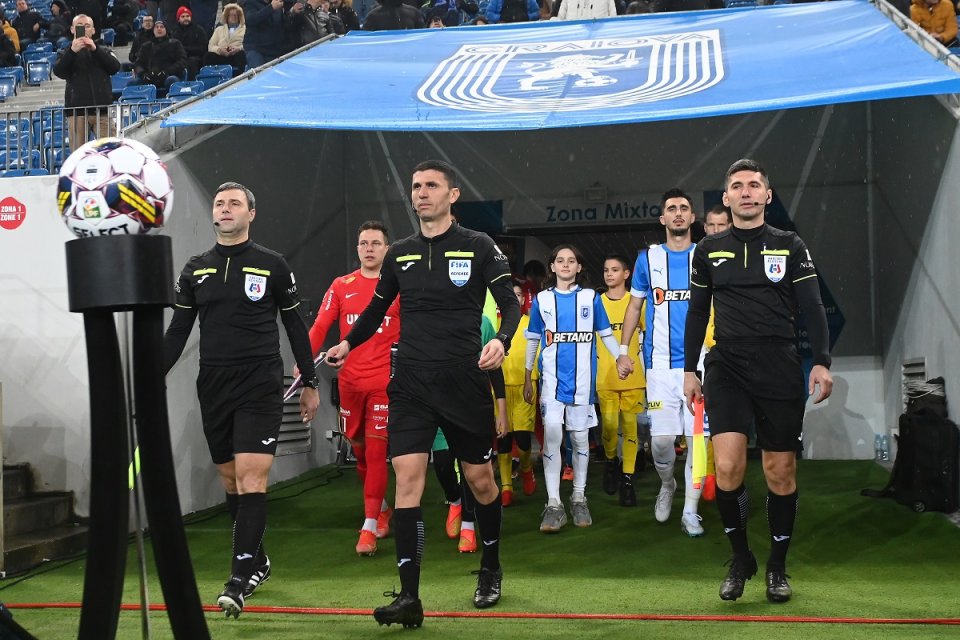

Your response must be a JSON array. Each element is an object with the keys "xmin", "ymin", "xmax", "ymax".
[
  {"xmin": 197, "ymin": 356, "xmax": 284, "ymax": 465},
  {"xmin": 703, "ymin": 343, "xmax": 806, "ymax": 453},
  {"xmin": 387, "ymin": 360, "xmax": 495, "ymax": 465}
]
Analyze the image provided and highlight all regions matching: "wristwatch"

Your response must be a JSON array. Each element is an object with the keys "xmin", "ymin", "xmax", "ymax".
[
  {"xmin": 495, "ymin": 332, "xmax": 512, "ymax": 353},
  {"xmin": 301, "ymin": 376, "xmax": 319, "ymax": 389}
]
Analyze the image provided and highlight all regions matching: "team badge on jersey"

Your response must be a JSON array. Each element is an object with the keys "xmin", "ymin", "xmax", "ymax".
[
  {"xmin": 449, "ymin": 259, "xmax": 471, "ymax": 287},
  {"xmin": 763, "ymin": 255, "xmax": 786, "ymax": 283},
  {"xmin": 580, "ymin": 305, "xmax": 590, "ymax": 319},
  {"xmin": 245, "ymin": 274, "xmax": 267, "ymax": 301}
]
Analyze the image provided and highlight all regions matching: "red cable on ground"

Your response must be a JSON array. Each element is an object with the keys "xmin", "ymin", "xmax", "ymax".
[{"xmin": 5, "ymin": 602, "xmax": 960, "ymax": 625}]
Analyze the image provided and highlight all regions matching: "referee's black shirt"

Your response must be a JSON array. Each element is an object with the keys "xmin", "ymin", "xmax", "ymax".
[
  {"xmin": 163, "ymin": 240, "xmax": 316, "ymax": 379},
  {"xmin": 346, "ymin": 223, "xmax": 520, "ymax": 368},
  {"xmin": 684, "ymin": 224, "xmax": 831, "ymax": 372}
]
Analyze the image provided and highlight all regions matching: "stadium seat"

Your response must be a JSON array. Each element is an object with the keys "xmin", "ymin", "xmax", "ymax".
[
  {"xmin": 111, "ymin": 71, "xmax": 135, "ymax": 99},
  {"xmin": 196, "ymin": 65, "xmax": 232, "ymax": 90},
  {"xmin": 0, "ymin": 76, "xmax": 15, "ymax": 101},
  {"xmin": 725, "ymin": 0, "xmax": 757, "ymax": 6},
  {"xmin": 100, "ymin": 28, "xmax": 116, "ymax": 46},
  {"xmin": 24, "ymin": 41, "xmax": 54, "ymax": 54},
  {"xmin": 0, "ymin": 66, "xmax": 25, "ymax": 90},
  {"xmin": 119, "ymin": 83, "xmax": 158, "ymax": 102},
  {"xmin": 0, "ymin": 167, "xmax": 49, "ymax": 177},
  {"xmin": 166, "ymin": 80, "xmax": 204, "ymax": 102},
  {"xmin": 26, "ymin": 60, "xmax": 51, "ymax": 86},
  {"xmin": 42, "ymin": 129, "xmax": 68, "ymax": 170},
  {"xmin": 0, "ymin": 148, "xmax": 42, "ymax": 170}
]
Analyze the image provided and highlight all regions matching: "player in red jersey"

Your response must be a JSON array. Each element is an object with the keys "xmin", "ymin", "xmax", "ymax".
[{"xmin": 308, "ymin": 221, "xmax": 400, "ymax": 556}]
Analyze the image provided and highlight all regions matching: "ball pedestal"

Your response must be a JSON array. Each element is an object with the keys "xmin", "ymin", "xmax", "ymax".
[{"xmin": 66, "ymin": 235, "xmax": 209, "ymax": 640}]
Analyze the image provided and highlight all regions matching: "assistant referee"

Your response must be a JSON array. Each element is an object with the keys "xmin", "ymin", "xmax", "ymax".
[
  {"xmin": 164, "ymin": 182, "xmax": 320, "ymax": 619},
  {"xmin": 683, "ymin": 159, "xmax": 833, "ymax": 605}
]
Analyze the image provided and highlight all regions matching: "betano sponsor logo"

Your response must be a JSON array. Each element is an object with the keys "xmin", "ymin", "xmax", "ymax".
[
  {"xmin": 545, "ymin": 330, "xmax": 594, "ymax": 346},
  {"xmin": 652, "ymin": 288, "xmax": 690, "ymax": 305}
]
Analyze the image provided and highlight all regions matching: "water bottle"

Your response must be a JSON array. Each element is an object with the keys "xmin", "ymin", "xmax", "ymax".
[
  {"xmin": 880, "ymin": 435, "xmax": 890, "ymax": 462},
  {"xmin": 874, "ymin": 434, "xmax": 883, "ymax": 461}
]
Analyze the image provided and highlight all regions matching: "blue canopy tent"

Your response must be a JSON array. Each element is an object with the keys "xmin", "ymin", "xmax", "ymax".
[{"xmin": 163, "ymin": 0, "xmax": 960, "ymax": 131}]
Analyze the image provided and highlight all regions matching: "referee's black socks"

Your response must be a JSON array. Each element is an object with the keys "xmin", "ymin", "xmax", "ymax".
[
  {"xmin": 226, "ymin": 491, "xmax": 267, "ymax": 566},
  {"xmin": 232, "ymin": 492, "xmax": 267, "ymax": 581},
  {"xmin": 766, "ymin": 490, "xmax": 798, "ymax": 571},
  {"xmin": 394, "ymin": 507, "xmax": 424, "ymax": 598},
  {"xmin": 474, "ymin": 491, "xmax": 503, "ymax": 573},
  {"xmin": 716, "ymin": 484, "xmax": 751, "ymax": 559}
]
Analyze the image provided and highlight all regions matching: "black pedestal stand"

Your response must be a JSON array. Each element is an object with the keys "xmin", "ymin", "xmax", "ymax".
[{"xmin": 66, "ymin": 235, "xmax": 209, "ymax": 640}]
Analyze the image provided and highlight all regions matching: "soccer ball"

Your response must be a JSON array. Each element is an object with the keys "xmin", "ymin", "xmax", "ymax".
[{"xmin": 57, "ymin": 137, "xmax": 174, "ymax": 238}]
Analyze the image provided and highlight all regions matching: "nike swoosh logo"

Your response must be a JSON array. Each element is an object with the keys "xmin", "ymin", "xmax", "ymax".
[
  {"xmin": 374, "ymin": 425, "xmax": 387, "ymax": 430},
  {"xmin": 712, "ymin": 259, "xmax": 728, "ymax": 267},
  {"xmin": 397, "ymin": 558, "xmax": 412, "ymax": 567},
  {"xmin": 402, "ymin": 263, "xmax": 414, "ymax": 271},
  {"xmin": 345, "ymin": 292, "xmax": 359, "ymax": 299},
  {"xmin": 261, "ymin": 437, "xmax": 277, "ymax": 445},
  {"xmin": 724, "ymin": 527, "xmax": 736, "ymax": 534},
  {"xmin": 773, "ymin": 535, "xmax": 791, "ymax": 542},
  {"xmin": 236, "ymin": 553, "xmax": 253, "ymax": 561},
  {"xmin": 197, "ymin": 275, "xmax": 210, "ymax": 284},
  {"xmin": 483, "ymin": 539, "xmax": 498, "ymax": 546}
]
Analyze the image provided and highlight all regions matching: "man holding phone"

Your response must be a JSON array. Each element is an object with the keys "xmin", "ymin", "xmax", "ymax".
[{"xmin": 53, "ymin": 14, "xmax": 121, "ymax": 151}]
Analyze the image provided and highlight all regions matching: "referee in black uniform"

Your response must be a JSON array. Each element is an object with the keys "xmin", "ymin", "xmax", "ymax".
[
  {"xmin": 164, "ymin": 182, "xmax": 320, "ymax": 618},
  {"xmin": 683, "ymin": 159, "xmax": 833, "ymax": 604},
  {"xmin": 326, "ymin": 159, "xmax": 520, "ymax": 628}
]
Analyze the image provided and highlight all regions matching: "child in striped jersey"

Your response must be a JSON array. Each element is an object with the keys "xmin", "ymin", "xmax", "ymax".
[{"xmin": 523, "ymin": 245, "xmax": 621, "ymax": 532}]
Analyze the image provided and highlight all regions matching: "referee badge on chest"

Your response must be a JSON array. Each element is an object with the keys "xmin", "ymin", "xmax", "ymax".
[
  {"xmin": 448, "ymin": 259, "xmax": 471, "ymax": 287},
  {"xmin": 245, "ymin": 273, "xmax": 267, "ymax": 301},
  {"xmin": 763, "ymin": 254, "xmax": 786, "ymax": 283}
]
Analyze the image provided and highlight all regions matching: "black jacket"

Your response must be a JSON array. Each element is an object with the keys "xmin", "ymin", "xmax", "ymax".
[
  {"xmin": 288, "ymin": 5, "xmax": 342, "ymax": 46},
  {"xmin": 169, "ymin": 22, "xmax": 208, "ymax": 59},
  {"xmin": 12, "ymin": 8, "xmax": 47, "ymax": 42},
  {"xmin": 330, "ymin": 4, "xmax": 359, "ymax": 31},
  {"xmin": 136, "ymin": 35, "xmax": 187, "ymax": 76},
  {"xmin": 53, "ymin": 43, "xmax": 121, "ymax": 108},
  {"xmin": 362, "ymin": 1, "xmax": 425, "ymax": 30},
  {"xmin": 129, "ymin": 29, "xmax": 155, "ymax": 63}
]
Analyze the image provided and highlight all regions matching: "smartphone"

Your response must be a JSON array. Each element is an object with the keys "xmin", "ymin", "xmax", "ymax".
[{"xmin": 75, "ymin": 25, "xmax": 86, "ymax": 38}]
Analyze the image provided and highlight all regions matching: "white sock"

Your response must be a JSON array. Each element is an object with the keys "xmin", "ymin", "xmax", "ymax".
[
  {"xmin": 543, "ymin": 421, "xmax": 564, "ymax": 505},
  {"xmin": 683, "ymin": 445, "xmax": 702, "ymax": 515},
  {"xmin": 651, "ymin": 435, "xmax": 677, "ymax": 487},
  {"xmin": 362, "ymin": 517, "xmax": 377, "ymax": 533},
  {"xmin": 461, "ymin": 521, "xmax": 475, "ymax": 532},
  {"xmin": 570, "ymin": 429, "xmax": 590, "ymax": 495},
  {"xmin": 449, "ymin": 498, "xmax": 461, "ymax": 507}
]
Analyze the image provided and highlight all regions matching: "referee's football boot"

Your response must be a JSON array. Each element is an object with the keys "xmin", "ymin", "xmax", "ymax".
[
  {"xmin": 472, "ymin": 567, "xmax": 503, "ymax": 609},
  {"xmin": 602, "ymin": 457, "xmax": 620, "ymax": 495},
  {"xmin": 217, "ymin": 576, "xmax": 246, "ymax": 619},
  {"xmin": 765, "ymin": 569, "xmax": 793, "ymax": 603},
  {"xmin": 243, "ymin": 555, "xmax": 272, "ymax": 598},
  {"xmin": 373, "ymin": 590, "xmax": 424, "ymax": 628},
  {"xmin": 619, "ymin": 472, "xmax": 637, "ymax": 507},
  {"xmin": 719, "ymin": 552, "xmax": 758, "ymax": 601}
]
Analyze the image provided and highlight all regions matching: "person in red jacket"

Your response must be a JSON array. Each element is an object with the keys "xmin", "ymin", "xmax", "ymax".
[{"xmin": 308, "ymin": 221, "xmax": 400, "ymax": 556}]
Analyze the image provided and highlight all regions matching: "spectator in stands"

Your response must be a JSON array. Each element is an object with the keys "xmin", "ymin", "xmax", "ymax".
[
  {"xmin": 911, "ymin": 0, "xmax": 958, "ymax": 45},
  {"xmin": 472, "ymin": 13, "xmax": 489, "ymax": 23},
  {"xmin": 0, "ymin": 9, "xmax": 21, "ymax": 53},
  {"xmin": 13, "ymin": 0, "xmax": 48, "ymax": 47},
  {"xmin": 0, "ymin": 25, "xmax": 15, "ymax": 66},
  {"xmin": 242, "ymin": 0, "xmax": 288, "ymax": 68},
  {"xmin": 158, "ymin": 0, "xmax": 186, "ymax": 23},
  {"xmin": 105, "ymin": 0, "xmax": 139, "ymax": 46},
  {"xmin": 170, "ymin": 6, "xmax": 208, "ymax": 79},
  {"xmin": 362, "ymin": 0, "xmax": 425, "ymax": 30},
  {"xmin": 133, "ymin": 19, "xmax": 187, "ymax": 95},
  {"xmin": 426, "ymin": 5, "xmax": 446, "ymax": 26},
  {"xmin": 53, "ymin": 14, "xmax": 120, "ymax": 150},
  {"xmin": 552, "ymin": 0, "xmax": 615, "ymax": 19},
  {"xmin": 205, "ymin": 3, "xmax": 247, "ymax": 77},
  {"xmin": 625, "ymin": 0, "xmax": 653, "ymax": 13},
  {"xmin": 191, "ymin": 0, "xmax": 221, "ymax": 36},
  {"xmin": 328, "ymin": 0, "xmax": 360, "ymax": 31},
  {"xmin": 538, "ymin": 0, "xmax": 552, "ymax": 19},
  {"xmin": 129, "ymin": 14, "xmax": 155, "ymax": 64},
  {"xmin": 485, "ymin": 0, "xmax": 539, "ymax": 23},
  {"xmin": 288, "ymin": 0, "xmax": 344, "ymax": 47},
  {"xmin": 47, "ymin": 0, "xmax": 71, "ymax": 41}
]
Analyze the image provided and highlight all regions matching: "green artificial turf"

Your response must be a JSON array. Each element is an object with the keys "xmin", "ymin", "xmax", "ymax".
[{"xmin": 3, "ymin": 459, "xmax": 959, "ymax": 639}]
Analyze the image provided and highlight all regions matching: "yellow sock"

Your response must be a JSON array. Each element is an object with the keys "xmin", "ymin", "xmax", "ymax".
[
  {"xmin": 498, "ymin": 450, "xmax": 513, "ymax": 491},
  {"xmin": 519, "ymin": 447, "xmax": 532, "ymax": 473},
  {"xmin": 621, "ymin": 411, "xmax": 638, "ymax": 474}
]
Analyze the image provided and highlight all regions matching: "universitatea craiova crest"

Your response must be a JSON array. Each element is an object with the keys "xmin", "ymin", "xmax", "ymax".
[{"xmin": 417, "ymin": 31, "xmax": 724, "ymax": 112}]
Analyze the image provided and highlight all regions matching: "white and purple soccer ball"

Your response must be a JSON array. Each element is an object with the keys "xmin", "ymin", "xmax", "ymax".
[{"xmin": 57, "ymin": 137, "xmax": 174, "ymax": 238}]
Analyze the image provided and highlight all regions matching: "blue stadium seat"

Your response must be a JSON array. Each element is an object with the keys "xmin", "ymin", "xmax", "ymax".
[
  {"xmin": 196, "ymin": 65, "xmax": 232, "ymax": 90},
  {"xmin": 111, "ymin": 70, "xmax": 135, "ymax": 99},
  {"xmin": 26, "ymin": 59, "xmax": 51, "ymax": 86},
  {"xmin": 0, "ymin": 167, "xmax": 49, "ymax": 177},
  {"xmin": 24, "ymin": 41, "xmax": 54, "ymax": 54},
  {"xmin": 725, "ymin": 0, "xmax": 758, "ymax": 6},
  {"xmin": 0, "ymin": 66, "xmax": 25, "ymax": 90},
  {"xmin": 119, "ymin": 83, "xmax": 158, "ymax": 102},
  {"xmin": 0, "ymin": 149, "xmax": 42, "ymax": 170},
  {"xmin": 0, "ymin": 76, "xmax": 15, "ymax": 100},
  {"xmin": 166, "ymin": 80, "xmax": 204, "ymax": 101},
  {"xmin": 43, "ymin": 129, "xmax": 68, "ymax": 172},
  {"xmin": 100, "ymin": 28, "xmax": 116, "ymax": 46}
]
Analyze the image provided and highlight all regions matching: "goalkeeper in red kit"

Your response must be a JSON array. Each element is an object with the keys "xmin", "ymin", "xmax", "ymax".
[{"xmin": 308, "ymin": 221, "xmax": 400, "ymax": 556}]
